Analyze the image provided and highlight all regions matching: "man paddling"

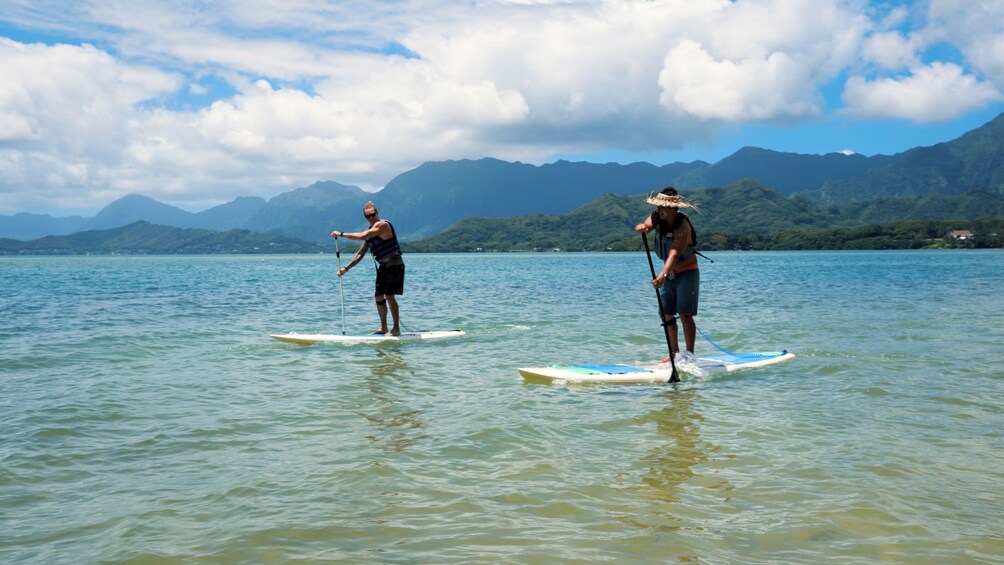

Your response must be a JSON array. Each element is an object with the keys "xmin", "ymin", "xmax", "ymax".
[
  {"xmin": 635, "ymin": 187, "xmax": 700, "ymax": 362},
  {"xmin": 331, "ymin": 202, "xmax": 406, "ymax": 336}
]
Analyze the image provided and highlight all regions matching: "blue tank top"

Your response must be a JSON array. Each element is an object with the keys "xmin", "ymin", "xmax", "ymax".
[{"xmin": 367, "ymin": 220, "xmax": 403, "ymax": 262}]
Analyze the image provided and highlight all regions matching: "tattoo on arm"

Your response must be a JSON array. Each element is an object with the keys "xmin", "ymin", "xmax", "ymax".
[{"xmin": 348, "ymin": 241, "xmax": 369, "ymax": 268}]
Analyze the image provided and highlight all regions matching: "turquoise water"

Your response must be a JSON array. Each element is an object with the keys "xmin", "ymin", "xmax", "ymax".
[{"xmin": 2, "ymin": 250, "xmax": 1003, "ymax": 564}]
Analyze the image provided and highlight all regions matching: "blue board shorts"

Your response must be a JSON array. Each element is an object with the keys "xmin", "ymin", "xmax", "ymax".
[
  {"xmin": 658, "ymin": 268, "xmax": 699, "ymax": 316},
  {"xmin": 375, "ymin": 262, "xmax": 405, "ymax": 296}
]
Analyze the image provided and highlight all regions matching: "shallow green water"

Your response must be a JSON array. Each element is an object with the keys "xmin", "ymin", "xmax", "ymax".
[{"xmin": 2, "ymin": 251, "xmax": 1003, "ymax": 564}]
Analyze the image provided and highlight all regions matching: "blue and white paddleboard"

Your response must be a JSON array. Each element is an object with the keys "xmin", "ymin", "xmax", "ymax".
[
  {"xmin": 271, "ymin": 329, "xmax": 465, "ymax": 345},
  {"xmin": 518, "ymin": 351, "xmax": 794, "ymax": 384}
]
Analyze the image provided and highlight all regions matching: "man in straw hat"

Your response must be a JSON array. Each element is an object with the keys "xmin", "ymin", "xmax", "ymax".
[
  {"xmin": 331, "ymin": 201, "xmax": 406, "ymax": 335},
  {"xmin": 635, "ymin": 186, "xmax": 700, "ymax": 362}
]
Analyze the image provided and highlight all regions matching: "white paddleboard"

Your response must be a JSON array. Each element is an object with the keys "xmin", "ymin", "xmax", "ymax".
[
  {"xmin": 518, "ymin": 351, "xmax": 795, "ymax": 384},
  {"xmin": 271, "ymin": 329, "xmax": 465, "ymax": 345}
]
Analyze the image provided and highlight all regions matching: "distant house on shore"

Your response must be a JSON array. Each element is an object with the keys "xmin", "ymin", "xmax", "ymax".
[{"xmin": 947, "ymin": 229, "xmax": 973, "ymax": 240}]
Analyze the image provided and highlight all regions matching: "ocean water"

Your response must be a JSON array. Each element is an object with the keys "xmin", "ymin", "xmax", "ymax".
[{"xmin": 2, "ymin": 250, "xmax": 1002, "ymax": 564}]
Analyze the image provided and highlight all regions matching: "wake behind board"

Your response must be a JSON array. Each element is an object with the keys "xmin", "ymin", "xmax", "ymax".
[
  {"xmin": 271, "ymin": 329, "xmax": 465, "ymax": 345},
  {"xmin": 518, "ymin": 351, "xmax": 794, "ymax": 384}
]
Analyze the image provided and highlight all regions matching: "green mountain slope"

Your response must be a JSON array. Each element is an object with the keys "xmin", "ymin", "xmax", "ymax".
[
  {"xmin": 192, "ymin": 196, "xmax": 268, "ymax": 229},
  {"xmin": 0, "ymin": 221, "xmax": 326, "ymax": 255},
  {"xmin": 675, "ymin": 147, "xmax": 894, "ymax": 196},
  {"xmin": 804, "ymin": 113, "xmax": 1004, "ymax": 203},
  {"xmin": 0, "ymin": 212, "xmax": 86, "ymax": 240},
  {"xmin": 408, "ymin": 180, "xmax": 1004, "ymax": 252},
  {"xmin": 244, "ymin": 181, "xmax": 370, "ymax": 243},
  {"xmin": 81, "ymin": 194, "xmax": 198, "ymax": 231}
]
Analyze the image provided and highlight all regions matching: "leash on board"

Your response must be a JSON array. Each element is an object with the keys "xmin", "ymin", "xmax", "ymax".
[{"xmin": 696, "ymin": 326, "xmax": 778, "ymax": 360}]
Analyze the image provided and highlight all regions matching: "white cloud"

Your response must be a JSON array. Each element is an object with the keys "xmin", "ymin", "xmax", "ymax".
[
  {"xmin": 659, "ymin": 40, "xmax": 821, "ymax": 121},
  {"xmin": 838, "ymin": 1, "xmax": 1004, "ymax": 124},
  {"xmin": 861, "ymin": 30, "xmax": 921, "ymax": 71},
  {"xmin": 0, "ymin": 38, "xmax": 183, "ymax": 211},
  {"xmin": 842, "ymin": 62, "xmax": 1003, "ymax": 121},
  {"xmin": 0, "ymin": 39, "xmax": 179, "ymax": 151},
  {"xmin": 657, "ymin": 0, "xmax": 870, "ymax": 122},
  {"xmin": 1, "ymin": 0, "xmax": 1003, "ymax": 214},
  {"xmin": 925, "ymin": 0, "xmax": 1004, "ymax": 85}
]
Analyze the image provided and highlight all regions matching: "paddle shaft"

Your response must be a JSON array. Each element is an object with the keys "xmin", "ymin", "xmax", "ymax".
[
  {"xmin": 642, "ymin": 232, "xmax": 680, "ymax": 383},
  {"xmin": 335, "ymin": 237, "xmax": 347, "ymax": 335}
]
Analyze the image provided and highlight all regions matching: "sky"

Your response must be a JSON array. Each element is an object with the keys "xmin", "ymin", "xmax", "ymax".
[{"xmin": 2, "ymin": 0, "xmax": 1004, "ymax": 216}]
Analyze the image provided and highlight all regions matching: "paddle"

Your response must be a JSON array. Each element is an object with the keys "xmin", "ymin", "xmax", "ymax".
[
  {"xmin": 334, "ymin": 236, "xmax": 347, "ymax": 335},
  {"xmin": 642, "ymin": 232, "xmax": 680, "ymax": 383}
]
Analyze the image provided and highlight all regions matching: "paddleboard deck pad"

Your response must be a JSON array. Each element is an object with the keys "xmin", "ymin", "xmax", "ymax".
[
  {"xmin": 518, "ymin": 351, "xmax": 794, "ymax": 384},
  {"xmin": 271, "ymin": 329, "xmax": 465, "ymax": 345}
]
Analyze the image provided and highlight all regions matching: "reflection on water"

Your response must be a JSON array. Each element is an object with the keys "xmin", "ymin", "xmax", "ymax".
[
  {"xmin": 641, "ymin": 389, "xmax": 709, "ymax": 499},
  {"xmin": 626, "ymin": 387, "xmax": 724, "ymax": 534},
  {"xmin": 356, "ymin": 348, "xmax": 428, "ymax": 453}
]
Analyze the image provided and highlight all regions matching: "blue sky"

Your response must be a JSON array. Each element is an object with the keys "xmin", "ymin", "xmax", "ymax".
[{"xmin": 1, "ymin": 0, "xmax": 1003, "ymax": 215}]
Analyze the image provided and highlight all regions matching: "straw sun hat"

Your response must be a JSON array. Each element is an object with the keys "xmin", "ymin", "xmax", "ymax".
[{"xmin": 645, "ymin": 190, "xmax": 695, "ymax": 209}]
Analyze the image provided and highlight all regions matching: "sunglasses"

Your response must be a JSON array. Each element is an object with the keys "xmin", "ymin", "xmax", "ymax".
[{"xmin": 364, "ymin": 211, "xmax": 377, "ymax": 219}]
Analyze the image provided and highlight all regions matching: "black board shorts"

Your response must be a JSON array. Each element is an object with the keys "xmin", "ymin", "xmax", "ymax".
[
  {"xmin": 658, "ymin": 268, "xmax": 699, "ymax": 316},
  {"xmin": 375, "ymin": 262, "xmax": 405, "ymax": 296}
]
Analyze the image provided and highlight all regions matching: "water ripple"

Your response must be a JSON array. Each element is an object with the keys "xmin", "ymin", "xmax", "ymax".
[{"xmin": 2, "ymin": 252, "xmax": 1003, "ymax": 563}]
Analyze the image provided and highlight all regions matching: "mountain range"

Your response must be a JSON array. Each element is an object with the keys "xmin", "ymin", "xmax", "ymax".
[
  {"xmin": 3, "ymin": 179, "xmax": 1000, "ymax": 255},
  {"xmin": 3, "ymin": 112, "xmax": 1004, "ymax": 243}
]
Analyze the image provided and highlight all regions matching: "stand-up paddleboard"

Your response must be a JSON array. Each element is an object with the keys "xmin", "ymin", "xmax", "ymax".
[
  {"xmin": 518, "ymin": 350, "xmax": 794, "ymax": 384},
  {"xmin": 271, "ymin": 329, "xmax": 465, "ymax": 345}
]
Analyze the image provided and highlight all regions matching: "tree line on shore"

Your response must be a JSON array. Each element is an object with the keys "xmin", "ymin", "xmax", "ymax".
[{"xmin": 406, "ymin": 218, "xmax": 1004, "ymax": 252}]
